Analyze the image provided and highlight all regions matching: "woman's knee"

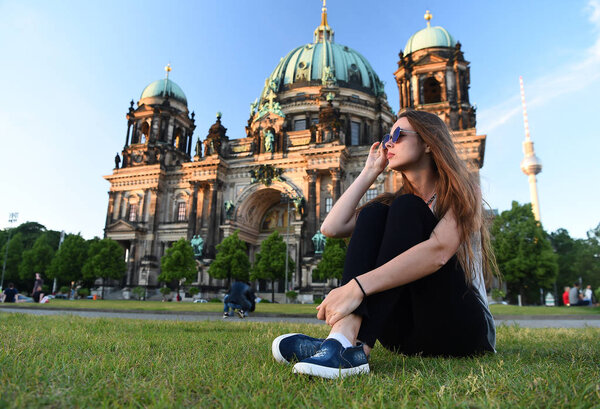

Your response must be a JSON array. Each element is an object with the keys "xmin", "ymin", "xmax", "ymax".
[
  {"xmin": 356, "ymin": 201, "xmax": 389, "ymax": 224},
  {"xmin": 389, "ymin": 194, "xmax": 430, "ymax": 215}
]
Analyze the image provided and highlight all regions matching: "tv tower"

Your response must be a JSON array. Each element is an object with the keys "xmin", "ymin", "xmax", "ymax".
[{"xmin": 519, "ymin": 76, "xmax": 542, "ymax": 222}]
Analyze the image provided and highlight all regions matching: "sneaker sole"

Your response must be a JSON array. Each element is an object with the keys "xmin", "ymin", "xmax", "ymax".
[
  {"xmin": 292, "ymin": 362, "xmax": 370, "ymax": 379},
  {"xmin": 271, "ymin": 333, "xmax": 300, "ymax": 365}
]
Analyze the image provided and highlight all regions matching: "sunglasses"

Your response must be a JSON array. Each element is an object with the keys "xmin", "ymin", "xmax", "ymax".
[{"xmin": 382, "ymin": 127, "xmax": 418, "ymax": 145}]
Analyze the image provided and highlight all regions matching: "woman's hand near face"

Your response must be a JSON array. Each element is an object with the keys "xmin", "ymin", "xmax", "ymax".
[
  {"xmin": 316, "ymin": 280, "xmax": 364, "ymax": 326},
  {"xmin": 364, "ymin": 142, "xmax": 388, "ymax": 177}
]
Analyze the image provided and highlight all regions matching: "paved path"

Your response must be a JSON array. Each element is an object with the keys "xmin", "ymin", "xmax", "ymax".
[{"xmin": 1, "ymin": 307, "xmax": 600, "ymax": 328}]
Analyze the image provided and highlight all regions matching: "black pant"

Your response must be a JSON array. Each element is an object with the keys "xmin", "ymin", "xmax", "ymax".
[{"xmin": 341, "ymin": 194, "xmax": 495, "ymax": 357}]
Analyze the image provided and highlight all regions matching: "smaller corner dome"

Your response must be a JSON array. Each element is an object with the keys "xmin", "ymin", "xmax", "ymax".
[
  {"xmin": 403, "ymin": 25, "xmax": 456, "ymax": 55},
  {"xmin": 140, "ymin": 79, "xmax": 187, "ymax": 105}
]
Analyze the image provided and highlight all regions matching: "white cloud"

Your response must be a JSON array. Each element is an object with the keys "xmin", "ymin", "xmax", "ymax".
[{"xmin": 479, "ymin": 0, "xmax": 600, "ymax": 133}]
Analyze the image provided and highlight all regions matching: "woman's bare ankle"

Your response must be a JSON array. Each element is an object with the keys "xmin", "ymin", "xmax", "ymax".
[{"xmin": 329, "ymin": 314, "xmax": 362, "ymax": 346}]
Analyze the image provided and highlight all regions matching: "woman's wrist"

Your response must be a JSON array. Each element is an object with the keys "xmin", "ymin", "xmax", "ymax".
[{"xmin": 359, "ymin": 167, "xmax": 380, "ymax": 184}]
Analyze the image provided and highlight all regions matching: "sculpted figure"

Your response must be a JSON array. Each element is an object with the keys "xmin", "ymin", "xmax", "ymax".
[
  {"xmin": 224, "ymin": 201, "xmax": 235, "ymax": 219},
  {"xmin": 311, "ymin": 231, "xmax": 326, "ymax": 254},
  {"xmin": 114, "ymin": 153, "xmax": 121, "ymax": 169},
  {"xmin": 195, "ymin": 138, "xmax": 202, "ymax": 157},
  {"xmin": 264, "ymin": 129, "xmax": 275, "ymax": 153},
  {"xmin": 190, "ymin": 235, "xmax": 204, "ymax": 259}
]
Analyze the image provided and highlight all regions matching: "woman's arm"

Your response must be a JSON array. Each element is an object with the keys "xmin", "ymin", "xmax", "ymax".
[
  {"xmin": 321, "ymin": 142, "xmax": 388, "ymax": 238},
  {"xmin": 317, "ymin": 210, "xmax": 462, "ymax": 325}
]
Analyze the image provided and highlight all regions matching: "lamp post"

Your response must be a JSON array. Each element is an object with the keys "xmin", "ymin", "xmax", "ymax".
[{"xmin": 1, "ymin": 212, "xmax": 19, "ymax": 291}]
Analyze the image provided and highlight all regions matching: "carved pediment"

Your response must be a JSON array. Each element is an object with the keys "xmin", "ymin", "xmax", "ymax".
[
  {"xmin": 107, "ymin": 219, "xmax": 136, "ymax": 232},
  {"xmin": 413, "ymin": 53, "xmax": 447, "ymax": 66}
]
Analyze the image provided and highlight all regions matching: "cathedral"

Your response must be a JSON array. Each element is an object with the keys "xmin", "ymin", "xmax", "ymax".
[{"xmin": 103, "ymin": 7, "xmax": 485, "ymax": 294}]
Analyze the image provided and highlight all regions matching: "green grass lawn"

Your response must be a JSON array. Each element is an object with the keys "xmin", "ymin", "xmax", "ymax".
[
  {"xmin": 0, "ymin": 313, "xmax": 598, "ymax": 408},
  {"xmin": 1, "ymin": 299, "xmax": 599, "ymax": 317}
]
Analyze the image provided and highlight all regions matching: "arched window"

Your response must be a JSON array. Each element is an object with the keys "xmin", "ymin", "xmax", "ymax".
[
  {"xmin": 174, "ymin": 128, "xmax": 183, "ymax": 150},
  {"xmin": 423, "ymin": 77, "xmax": 442, "ymax": 104},
  {"xmin": 177, "ymin": 202, "xmax": 186, "ymax": 221},
  {"xmin": 140, "ymin": 122, "xmax": 150, "ymax": 143}
]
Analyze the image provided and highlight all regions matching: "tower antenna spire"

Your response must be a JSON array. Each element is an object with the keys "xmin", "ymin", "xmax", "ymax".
[{"xmin": 519, "ymin": 76, "xmax": 543, "ymax": 222}]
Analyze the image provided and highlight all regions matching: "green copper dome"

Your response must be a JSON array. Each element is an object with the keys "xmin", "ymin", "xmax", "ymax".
[
  {"xmin": 263, "ymin": 41, "xmax": 384, "ymax": 97},
  {"xmin": 140, "ymin": 79, "xmax": 187, "ymax": 105},
  {"xmin": 404, "ymin": 25, "xmax": 456, "ymax": 55}
]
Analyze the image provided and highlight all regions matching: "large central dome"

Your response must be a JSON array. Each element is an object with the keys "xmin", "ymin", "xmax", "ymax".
[{"xmin": 259, "ymin": 6, "xmax": 384, "ymax": 100}]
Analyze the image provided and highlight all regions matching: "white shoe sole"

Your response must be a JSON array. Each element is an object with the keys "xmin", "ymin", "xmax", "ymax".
[
  {"xmin": 293, "ymin": 362, "xmax": 370, "ymax": 379},
  {"xmin": 271, "ymin": 333, "xmax": 300, "ymax": 365}
]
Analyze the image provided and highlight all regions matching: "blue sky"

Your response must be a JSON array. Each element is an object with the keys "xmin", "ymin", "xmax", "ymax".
[{"xmin": 1, "ymin": 0, "xmax": 598, "ymax": 239}]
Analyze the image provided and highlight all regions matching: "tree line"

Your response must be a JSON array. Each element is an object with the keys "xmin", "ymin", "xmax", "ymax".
[
  {"xmin": 3, "ymin": 202, "xmax": 598, "ymax": 304},
  {"xmin": 0, "ymin": 222, "xmax": 125, "ymax": 294}
]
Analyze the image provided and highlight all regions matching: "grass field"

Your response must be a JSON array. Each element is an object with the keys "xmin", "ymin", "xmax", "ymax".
[
  {"xmin": 1, "ymin": 299, "xmax": 599, "ymax": 317},
  {"xmin": 0, "ymin": 313, "xmax": 598, "ymax": 408}
]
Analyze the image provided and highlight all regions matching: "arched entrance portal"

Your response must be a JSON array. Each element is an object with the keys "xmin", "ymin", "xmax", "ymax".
[{"xmin": 221, "ymin": 183, "xmax": 304, "ymax": 291}]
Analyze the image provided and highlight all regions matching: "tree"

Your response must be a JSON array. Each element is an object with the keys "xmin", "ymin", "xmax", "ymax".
[
  {"xmin": 82, "ymin": 238, "xmax": 126, "ymax": 299},
  {"xmin": 158, "ymin": 238, "xmax": 197, "ymax": 294},
  {"xmin": 491, "ymin": 201, "xmax": 558, "ymax": 304},
  {"xmin": 47, "ymin": 234, "xmax": 89, "ymax": 288},
  {"xmin": 313, "ymin": 238, "xmax": 347, "ymax": 282},
  {"xmin": 208, "ymin": 231, "xmax": 250, "ymax": 284},
  {"xmin": 550, "ymin": 226, "xmax": 600, "ymax": 301},
  {"xmin": 19, "ymin": 233, "xmax": 56, "ymax": 281},
  {"xmin": 12, "ymin": 222, "xmax": 46, "ymax": 250},
  {"xmin": 250, "ymin": 231, "xmax": 295, "ymax": 302},
  {"xmin": 0, "ymin": 233, "xmax": 25, "ymax": 288}
]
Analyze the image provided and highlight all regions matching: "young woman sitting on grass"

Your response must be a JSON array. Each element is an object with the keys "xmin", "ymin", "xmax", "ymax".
[{"xmin": 272, "ymin": 110, "xmax": 498, "ymax": 379}]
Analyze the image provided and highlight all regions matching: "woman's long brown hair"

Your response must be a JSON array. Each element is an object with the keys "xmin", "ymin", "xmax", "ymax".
[{"xmin": 359, "ymin": 110, "xmax": 499, "ymax": 287}]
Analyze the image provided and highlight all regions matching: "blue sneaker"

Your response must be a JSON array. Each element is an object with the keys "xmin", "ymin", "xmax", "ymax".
[
  {"xmin": 293, "ymin": 339, "xmax": 370, "ymax": 379},
  {"xmin": 272, "ymin": 333, "xmax": 325, "ymax": 365}
]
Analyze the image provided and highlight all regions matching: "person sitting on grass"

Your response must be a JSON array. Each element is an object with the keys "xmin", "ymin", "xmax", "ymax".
[
  {"xmin": 272, "ymin": 110, "xmax": 498, "ymax": 379},
  {"xmin": 32, "ymin": 285, "xmax": 50, "ymax": 304},
  {"xmin": 569, "ymin": 283, "xmax": 590, "ymax": 306},
  {"xmin": 223, "ymin": 280, "xmax": 255, "ymax": 319},
  {"xmin": 2, "ymin": 283, "xmax": 19, "ymax": 303}
]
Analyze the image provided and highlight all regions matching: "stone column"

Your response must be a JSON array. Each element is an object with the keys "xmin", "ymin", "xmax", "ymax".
[
  {"xmin": 105, "ymin": 191, "xmax": 115, "ymax": 228},
  {"xmin": 196, "ymin": 184, "xmax": 206, "ymax": 232},
  {"xmin": 113, "ymin": 191, "xmax": 122, "ymax": 220},
  {"xmin": 305, "ymin": 170, "xmax": 318, "ymax": 253},
  {"xmin": 125, "ymin": 121, "xmax": 131, "ymax": 147},
  {"xmin": 330, "ymin": 169, "xmax": 341, "ymax": 202},
  {"xmin": 204, "ymin": 182, "xmax": 219, "ymax": 258},
  {"xmin": 126, "ymin": 240, "xmax": 136, "ymax": 286}
]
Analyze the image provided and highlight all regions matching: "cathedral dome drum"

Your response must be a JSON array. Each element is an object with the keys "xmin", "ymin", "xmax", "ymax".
[{"xmin": 262, "ymin": 41, "xmax": 385, "ymax": 98}]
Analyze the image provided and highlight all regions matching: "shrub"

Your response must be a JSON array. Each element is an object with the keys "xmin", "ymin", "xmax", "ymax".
[
  {"xmin": 159, "ymin": 287, "xmax": 171, "ymax": 296},
  {"xmin": 209, "ymin": 297, "xmax": 222, "ymax": 303},
  {"xmin": 77, "ymin": 288, "xmax": 90, "ymax": 298},
  {"xmin": 595, "ymin": 287, "xmax": 600, "ymax": 303},
  {"xmin": 259, "ymin": 299, "xmax": 271, "ymax": 303},
  {"xmin": 491, "ymin": 288, "xmax": 506, "ymax": 301},
  {"xmin": 188, "ymin": 287, "xmax": 200, "ymax": 296},
  {"xmin": 59, "ymin": 286, "xmax": 70, "ymax": 294},
  {"xmin": 314, "ymin": 297, "xmax": 323, "ymax": 304},
  {"xmin": 132, "ymin": 287, "xmax": 145, "ymax": 300},
  {"xmin": 286, "ymin": 290, "xmax": 298, "ymax": 301}
]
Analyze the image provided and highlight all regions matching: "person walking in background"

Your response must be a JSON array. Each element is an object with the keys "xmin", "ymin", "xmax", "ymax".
[
  {"xmin": 32, "ymin": 273, "xmax": 44, "ymax": 295},
  {"xmin": 562, "ymin": 286, "xmax": 571, "ymax": 306},
  {"xmin": 272, "ymin": 110, "xmax": 497, "ymax": 378},
  {"xmin": 583, "ymin": 285, "xmax": 593, "ymax": 306},
  {"xmin": 223, "ymin": 280, "xmax": 256, "ymax": 318},
  {"xmin": 2, "ymin": 283, "xmax": 19, "ymax": 303}
]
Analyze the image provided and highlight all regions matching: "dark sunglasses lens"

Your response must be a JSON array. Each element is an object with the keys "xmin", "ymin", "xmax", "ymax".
[
  {"xmin": 382, "ymin": 134, "xmax": 390, "ymax": 144},
  {"xmin": 392, "ymin": 127, "xmax": 401, "ymax": 143}
]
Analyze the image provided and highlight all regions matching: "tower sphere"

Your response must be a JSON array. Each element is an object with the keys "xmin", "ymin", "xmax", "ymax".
[{"xmin": 520, "ymin": 155, "xmax": 542, "ymax": 175}]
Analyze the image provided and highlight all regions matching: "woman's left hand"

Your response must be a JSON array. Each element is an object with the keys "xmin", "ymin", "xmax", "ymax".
[{"xmin": 316, "ymin": 280, "xmax": 364, "ymax": 326}]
